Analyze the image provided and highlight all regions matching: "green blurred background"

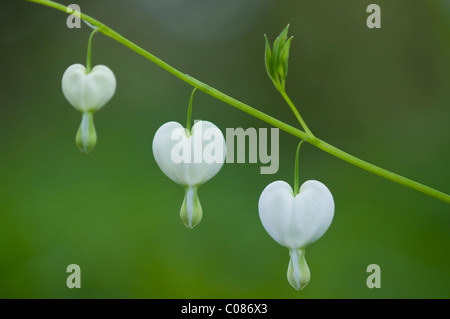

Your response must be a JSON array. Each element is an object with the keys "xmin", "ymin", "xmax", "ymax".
[{"xmin": 0, "ymin": 0, "xmax": 449, "ymax": 298}]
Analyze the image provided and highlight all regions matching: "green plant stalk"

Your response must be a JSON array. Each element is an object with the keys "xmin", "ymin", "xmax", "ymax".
[
  {"xmin": 186, "ymin": 88, "xmax": 197, "ymax": 133},
  {"xmin": 279, "ymin": 89, "xmax": 315, "ymax": 138},
  {"xmin": 86, "ymin": 29, "xmax": 98, "ymax": 73},
  {"xmin": 25, "ymin": 0, "xmax": 450, "ymax": 204},
  {"xmin": 293, "ymin": 139, "xmax": 306, "ymax": 196}
]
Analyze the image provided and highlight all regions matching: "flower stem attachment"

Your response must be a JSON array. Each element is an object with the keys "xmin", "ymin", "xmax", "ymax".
[
  {"xmin": 186, "ymin": 88, "xmax": 198, "ymax": 133},
  {"xmin": 86, "ymin": 28, "xmax": 99, "ymax": 73},
  {"xmin": 294, "ymin": 139, "xmax": 306, "ymax": 196}
]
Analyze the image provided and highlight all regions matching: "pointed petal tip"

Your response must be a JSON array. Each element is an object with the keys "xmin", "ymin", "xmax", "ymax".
[
  {"xmin": 288, "ymin": 279, "xmax": 309, "ymax": 291},
  {"xmin": 183, "ymin": 221, "xmax": 198, "ymax": 230}
]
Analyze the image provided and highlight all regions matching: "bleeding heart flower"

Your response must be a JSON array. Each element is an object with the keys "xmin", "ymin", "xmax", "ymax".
[
  {"xmin": 152, "ymin": 120, "xmax": 226, "ymax": 228},
  {"xmin": 62, "ymin": 63, "xmax": 116, "ymax": 153},
  {"xmin": 258, "ymin": 180, "xmax": 334, "ymax": 290},
  {"xmin": 62, "ymin": 64, "xmax": 116, "ymax": 113}
]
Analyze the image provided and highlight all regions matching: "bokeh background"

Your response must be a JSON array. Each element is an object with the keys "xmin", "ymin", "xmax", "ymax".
[{"xmin": 0, "ymin": 0, "xmax": 449, "ymax": 298}]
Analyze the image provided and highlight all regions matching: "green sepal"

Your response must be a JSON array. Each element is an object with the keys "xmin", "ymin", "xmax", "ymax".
[
  {"xmin": 279, "ymin": 36, "xmax": 293, "ymax": 88},
  {"xmin": 264, "ymin": 34, "xmax": 275, "ymax": 81},
  {"xmin": 264, "ymin": 24, "xmax": 293, "ymax": 89},
  {"xmin": 273, "ymin": 24, "xmax": 290, "ymax": 72}
]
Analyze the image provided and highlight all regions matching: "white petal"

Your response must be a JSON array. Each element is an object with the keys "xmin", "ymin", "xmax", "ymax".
[
  {"xmin": 188, "ymin": 121, "xmax": 226, "ymax": 185},
  {"xmin": 258, "ymin": 181, "xmax": 295, "ymax": 247},
  {"xmin": 152, "ymin": 121, "xmax": 226, "ymax": 186},
  {"xmin": 62, "ymin": 64, "xmax": 116, "ymax": 112},
  {"xmin": 295, "ymin": 180, "xmax": 334, "ymax": 246},
  {"xmin": 152, "ymin": 121, "xmax": 188, "ymax": 185},
  {"xmin": 258, "ymin": 180, "xmax": 334, "ymax": 249}
]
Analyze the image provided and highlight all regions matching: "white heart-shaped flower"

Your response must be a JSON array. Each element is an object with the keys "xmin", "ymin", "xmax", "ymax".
[
  {"xmin": 152, "ymin": 120, "xmax": 226, "ymax": 228},
  {"xmin": 152, "ymin": 121, "xmax": 226, "ymax": 187},
  {"xmin": 258, "ymin": 180, "xmax": 334, "ymax": 289},
  {"xmin": 259, "ymin": 180, "xmax": 334, "ymax": 249},
  {"xmin": 62, "ymin": 63, "xmax": 116, "ymax": 113}
]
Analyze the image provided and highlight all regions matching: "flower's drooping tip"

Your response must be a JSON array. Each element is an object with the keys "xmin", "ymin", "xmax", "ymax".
[
  {"xmin": 76, "ymin": 112, "xmax": 97, "ymax": 154},
  {"xmin": 180, "ymin": 186, "xmax": 203, "ymax": 229},
  {"xmin": 287, "ymin": 249, "xmax": 310, "ymax": 290}
]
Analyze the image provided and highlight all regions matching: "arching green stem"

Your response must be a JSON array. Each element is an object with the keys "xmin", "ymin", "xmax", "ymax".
[{"xmin": 24, "ymin": 0, "xmax": 450, "ymax": 204}]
